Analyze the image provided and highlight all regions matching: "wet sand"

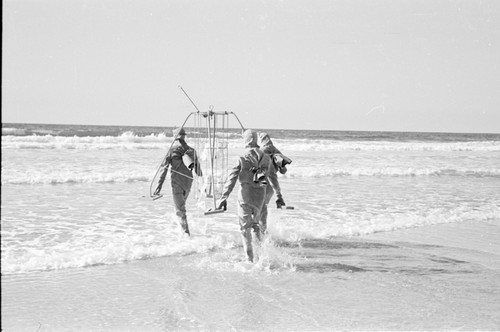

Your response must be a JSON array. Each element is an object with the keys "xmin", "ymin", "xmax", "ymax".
[
  {"xmin": 362, "ymin": 219, "xmax": 500, "ymax": 271},
  {"xmin": 2, "ymin": 219, "xmax": 500, "ymax": 331}
]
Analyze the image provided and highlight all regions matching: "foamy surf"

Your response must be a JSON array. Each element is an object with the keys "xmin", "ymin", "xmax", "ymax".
[
  {"xmin": 3, "ymin": 133, "xmax": 500, "ymax": 152},
  {"xmin": 2, "ymin": 123, "xmax": 500, "ymax": 331}
]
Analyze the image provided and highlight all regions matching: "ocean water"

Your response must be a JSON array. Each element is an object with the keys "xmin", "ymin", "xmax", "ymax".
[{"xmin": 2, "ymin": 123, "xmax": 500, "ymax": 331}]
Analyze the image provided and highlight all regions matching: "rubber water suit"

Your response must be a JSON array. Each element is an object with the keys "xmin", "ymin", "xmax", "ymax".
[
  {"xmin": 217, "ymin": 129, "xmax": 278, "ymax": 262},
  {"xmin": 258, "ymin": 132, "xmax": 291, "ymax": 232},
  {"xmin": 154, "ymin": 129, "xmax": 202, "ymax": 235}
]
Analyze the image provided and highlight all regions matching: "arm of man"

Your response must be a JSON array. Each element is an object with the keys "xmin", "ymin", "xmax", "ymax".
[
  {"xmin": 217, "ymin": 160, "xmax": 241, "ymax": 209},
  {"xmin": 267, "ymin": 164, "xmax": 281, "ymax": 196},
  {"xmin": 154, "ymin": 154, "xmax": 171, "ymax": 195},
  {"xmin": 268, "ymin": 163, "xmax": 286, "ymax": 208}
]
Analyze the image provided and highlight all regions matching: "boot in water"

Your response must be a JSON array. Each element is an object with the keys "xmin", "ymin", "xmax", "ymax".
[
  {"xmin": 180, "ymin": 218, "xmax": 190, "ymax": 236},
  {"xmin": 241, "ymin": 228, "xmax": 254, "ymax": 262}
]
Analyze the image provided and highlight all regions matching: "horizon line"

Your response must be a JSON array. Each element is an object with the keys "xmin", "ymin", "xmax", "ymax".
[{"xmin": 2, "ymin": 121, "xmax": 499, "ymax": 136}]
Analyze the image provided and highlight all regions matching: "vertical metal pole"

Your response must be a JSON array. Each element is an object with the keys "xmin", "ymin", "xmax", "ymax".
[
  {"xmin": 206, "ymin": 112, "xmax": 213, "ymax": 200},
  {"xmin": 224, "ymin": 113, "xmax": 229, "ymax": 182},
  {"xmin": 211, "ymin": 113, "xmax": 218, "ymax": 208}
]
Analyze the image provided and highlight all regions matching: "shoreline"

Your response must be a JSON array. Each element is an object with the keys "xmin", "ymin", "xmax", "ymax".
[
  {"xmin": 361, "ymin": 218, "xmax": 500, "ymax": 271},
  {"xmin": 3, "ymin": 218, "xmax": 499, "ymax": 278},
  {"xmin": 2, "ymin": 219, "xmax": 500, "ymax": 331}
]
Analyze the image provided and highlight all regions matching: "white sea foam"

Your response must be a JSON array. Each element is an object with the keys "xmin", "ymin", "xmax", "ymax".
[
  {"xmin": 2, "ymin": 165, "xmax": 499, "ymax": 185},
  {"xmin": 268, "ymin": 203, "xmax": 500, "ymax": 242},
  {"xmin": 2, "ymin": 200, "xmax": 497, "ymax": 275},
  {"xmin": 2, "ymin": 128, "xmax": 499, "ymax": 275},
  {"xmin": 273, "ymin": 139, "xmax": 500, "ymax": 152},
  {"xmin": 1, "ymin": 213, "xmax": 241, "ymax": 274},
  {"xmin": 2, "ymin": 171, "xmax": 150, "ymax": 185},
  {"xmin": 2, "ymin": 135, "xmax": 500, "ymax": 151},
  {"xmin": 2, "ymin": 128, "xmax": 27, "ymax": 136},
  {"xmin": 283, "ymin": 166, "xmax": 500, "ymax": 178}
]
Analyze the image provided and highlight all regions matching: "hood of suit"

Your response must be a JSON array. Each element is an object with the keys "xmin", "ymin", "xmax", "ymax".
[
  {"xmin": 258, "ymin": 132, "xmax": 272, "ymax": 147},
  {"xmin": 243, "ymin": 129, "xmax": 259, "ymax": 148}
]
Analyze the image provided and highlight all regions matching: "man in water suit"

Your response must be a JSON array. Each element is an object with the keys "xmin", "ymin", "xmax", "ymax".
[
  {"xmin": 154, "ymin": 128, "xmax": 202, "ymax": 235},
  {"xmin": 216, "ymin": 129, "xmax": 278, "ymax": 262},
  {"xmin": 258, "ymin": 132, "xmax": 292, "ymax": 233}
]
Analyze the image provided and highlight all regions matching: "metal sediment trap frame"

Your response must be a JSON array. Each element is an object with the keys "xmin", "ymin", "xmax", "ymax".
[{"xmin": 150, "ymin": 86, "xmax": 245, "ymax": 215}]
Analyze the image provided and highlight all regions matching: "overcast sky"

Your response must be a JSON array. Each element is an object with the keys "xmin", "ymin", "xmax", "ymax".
[{"xmin": 3, "ymin": 0, "xmax": 500, "ymax": 133}]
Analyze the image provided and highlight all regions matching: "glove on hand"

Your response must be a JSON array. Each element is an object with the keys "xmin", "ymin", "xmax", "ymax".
[
  {"xmin": 195, "ymin": 165, "xmax": 203, "ymax": 177},
  {"xmin": 276, "ymin": 196, "xmax": 286, "ymax": 209},
  {"xmin": 217, "ymin": 198, "xmax": 227, "ymax": 211}
]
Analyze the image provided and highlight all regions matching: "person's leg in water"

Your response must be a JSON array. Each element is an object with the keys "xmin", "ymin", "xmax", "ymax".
[
  {"xmin": 237, "ymin": 203, "xmax": 262, "ymax": 262},
  {"xmin": 172, "ymin": 183, "xmax": 190, "ymax": 235},
  {"xmin": 258, "ymin": 186, "xmax": 274, "ymax": 237}
]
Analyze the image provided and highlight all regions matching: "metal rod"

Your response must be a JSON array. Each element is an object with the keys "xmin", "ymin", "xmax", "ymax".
[
  {"xmin": 178, "ymin": 85, "xmax": 201, "ymax": 113},
  {"xmin": 211, "ymin": 113, "xmax": 218, "ymax": 208},
  {"xmin": 229, "ymin": 112, "xmax": 246, "ymax": 131},
  {"xmin": 206, "ymin": 111, "xmax": 215, "ymax": 203}
]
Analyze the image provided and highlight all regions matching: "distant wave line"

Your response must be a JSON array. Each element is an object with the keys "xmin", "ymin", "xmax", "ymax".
[
  {"xmin": 3, "ymin": 168, "xmax": 499, "ymax": 185},
  {"xmin": 3, "ymin": 137, "xmax": 500, "ymax": 152}
]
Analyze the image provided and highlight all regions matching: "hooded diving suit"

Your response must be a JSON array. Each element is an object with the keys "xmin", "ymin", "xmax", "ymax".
[
  {"xmin": 217, "ymin": 129, "xmax": 278, "ymax": 262},
  {"xmin": 154, "ymin": 128, "xmax": 202, "ymax": 235}
]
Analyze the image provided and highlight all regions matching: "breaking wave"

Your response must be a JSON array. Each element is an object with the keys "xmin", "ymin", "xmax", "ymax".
[
  {"xmin": 2, "ymin": 134, "xmax": 500, "ymax": 152},
  {"xmin": 3, "ymin": 166, "xmax": 499, "ymax": 185}
]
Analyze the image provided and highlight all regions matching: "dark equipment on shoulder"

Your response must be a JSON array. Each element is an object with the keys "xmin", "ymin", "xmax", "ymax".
[
  {"xmin": 182, "ymin": 153, "xmax": 195, "ymax": 170},
  {"xmin": 273, "ymin": 154, "xmax": 292, "ymax": 174},
  {"xmin": 250, "ymin": 167, "xmax": 267, "ymax": 185}
]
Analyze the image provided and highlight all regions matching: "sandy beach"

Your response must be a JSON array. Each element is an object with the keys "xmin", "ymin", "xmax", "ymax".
[{"xmin": 364, "ymin": 219, "xmax": 500, "ymax": 270}]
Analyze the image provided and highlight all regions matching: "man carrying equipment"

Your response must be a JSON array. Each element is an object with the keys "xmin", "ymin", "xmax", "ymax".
[
  {"xmin": 216, "ymin": 129, "xmax": 278, "ymax": 262},
  {"xmin": 154, "ymin": 127, "xmax": 202, "ymax": 235}
]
